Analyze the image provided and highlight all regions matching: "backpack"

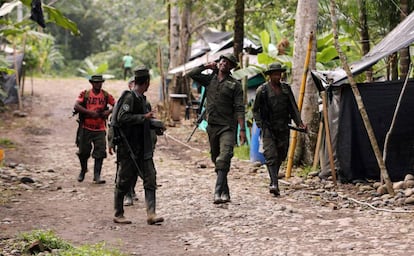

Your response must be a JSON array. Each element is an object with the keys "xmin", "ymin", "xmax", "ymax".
[{"xmin": 108, "ymin": 90, "xmax": 132, "ymax": 147}]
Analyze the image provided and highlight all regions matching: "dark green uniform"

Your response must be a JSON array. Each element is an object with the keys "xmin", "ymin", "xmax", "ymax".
[
  {"xmin": 252, "ymin": 82, "xmax": 303, "ymax": 195},
  {"xmin": 187, "ymin": 64, "xmax": 244, "ymax": 203},
  {"xmin": 114, "ymin": 90, "xmax": 157, "ymax": 219},
  {"xmin": 253, "ymin": 82, "xmax": 302, "ymax": 166},
  {"xmin": 187, "ymin": 65, "xmax": 245, "ymax": 171}
]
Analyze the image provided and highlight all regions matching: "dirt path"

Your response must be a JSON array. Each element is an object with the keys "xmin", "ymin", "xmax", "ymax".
[{"xmin": 1, "ymin": 78, "xmax": 414, "ymax": 256}]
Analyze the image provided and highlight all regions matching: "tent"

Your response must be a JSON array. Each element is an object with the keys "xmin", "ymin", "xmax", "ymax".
[
  {"xmin": 318, "ymin": 81, "xmax": 414, "ymax": 182},
  {"xmin": 312, "ymin": 11, "xmax": 414, "ymax": 182},
  {"xmin": 0, "ymin": 48, "xmax": 24, "ymax": 105}
]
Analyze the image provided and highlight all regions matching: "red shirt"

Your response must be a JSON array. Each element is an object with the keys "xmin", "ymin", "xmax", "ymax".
[{"xmin": 76, "ymin": 90, "xmax": 115, "ymax": 131}]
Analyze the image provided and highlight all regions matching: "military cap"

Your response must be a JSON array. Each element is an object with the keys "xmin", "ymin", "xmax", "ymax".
[
  {"xmin": 134, "ymin": 67, "xmax": 150, "ymax": 78},
  {"xmin": 219, "ymin": 53, "xmax": 238, "ymax": 67},
  {"xmin": 264, "ymin": 63, "xmax": 286, "ymax": 74}
]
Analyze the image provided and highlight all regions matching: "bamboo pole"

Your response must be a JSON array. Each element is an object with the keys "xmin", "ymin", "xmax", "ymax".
[
  {"xmin": 329, "ymin": 0, "xmax": 394, "ymax": 195},
  {"xmin": 285, "ymin": 31, "xmax": 313, "ymax": 178}
]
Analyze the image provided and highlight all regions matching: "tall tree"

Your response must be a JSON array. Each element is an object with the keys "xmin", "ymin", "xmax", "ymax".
[
  {"xmin": 234, "ymin": 0, "xmax": 244, "ymax": 59},
  {"xmin": 168, "ymin": 0, "xmax": 180, "ymax": 70},
  {"xmin": 291, "ymin": 0, "xmax": 319, "ymax": 165},
  {"xmin": 399, "ymin": 0, "xmax": 410, "ymax": 80},
  {"xmin": 358, "ymin": 0, "xmax": 372, "ymax": 82}
]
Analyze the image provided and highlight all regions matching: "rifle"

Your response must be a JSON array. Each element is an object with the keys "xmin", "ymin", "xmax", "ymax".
[
  {"xmin": 186, "ymin": 85, "xmax": 207, "ymax": 143},
  {"xmin": 186, "ymin": 108, "xmax": 206, "ymax": 142},
  {"xmin": 116, "ymin": 126, "xmax": 144, "ymax": 179}
]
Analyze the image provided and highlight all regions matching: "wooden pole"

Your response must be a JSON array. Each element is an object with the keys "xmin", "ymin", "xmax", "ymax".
[
  {"xmin": 329, "ymin": 0, "xmax": 394, "ymax": 195},
  {"xmin": 285, "ymin": 31, "xmax": 313, "ymax": 178},
  {"xmin": 383, "ymin": 63, "xmax": 412, "ymax": 164},
  {"xmin": 13, "ymin": 41, "xmax": 23, "ymax": 111},
  {"xmin": 321, "ymin": 91, "xmax": 337, "ymax": 185},
  {"xmin": 157, "ymin": 46, "xmax": 170, "ymax": 122},
  {"xmin": 312, "ymin": 118, "xmax": 324, "ymax": 171}
]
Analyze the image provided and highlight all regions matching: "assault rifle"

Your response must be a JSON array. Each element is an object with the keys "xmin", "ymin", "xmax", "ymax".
[
  {"xmin": 115, "ymin": 126, "xmax": 144, "ymax": 179},
  {"xmin": 186, "ymin": 108, "xmax": 206, "ymax": 142}
]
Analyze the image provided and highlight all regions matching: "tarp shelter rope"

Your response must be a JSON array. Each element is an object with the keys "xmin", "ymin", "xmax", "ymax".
[{"xmin": 164, "ymin": 132, "xmax": 208, "ymax": 153}]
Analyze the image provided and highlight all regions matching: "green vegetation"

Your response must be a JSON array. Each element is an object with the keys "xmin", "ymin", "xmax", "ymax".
[
  {"xmin": 295, "ymin": 165, "xmax": 314, "ymax": 178},
  {"xmin": 1, "ymin": 230, "xmax": 128, "ymax": 256},
  {"xmin": 0, "ymin": 137, "xmax": 15, "ymax": 148},
  {"xmin": 234, "ymin": 144, "xmax": 250, "ymax": 160}
]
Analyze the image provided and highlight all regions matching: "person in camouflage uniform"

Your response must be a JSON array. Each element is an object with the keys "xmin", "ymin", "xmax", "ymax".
[
  {"xmin": 253, "ymin": 63, "xmax": 306, "ymax": 196},
  {"xmin": 112, "ymin": 67, "xmax": 164, "ymax": 225},
  {"xmin": 187, "ymin": 53, "xmax": 246, "ymax": 204}
]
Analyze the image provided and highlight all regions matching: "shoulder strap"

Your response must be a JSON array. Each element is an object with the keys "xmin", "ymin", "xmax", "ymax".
[
  {"xmin": 260, "ymin": 84, "xmax": 270, "ymax": 125},
  {"xmin": 101, "ymin": 89, "xmax": 109, "ymax": 105},
  {"xmin": 82, "ymin": 89, "xmax": 89, "ymax": 107}
]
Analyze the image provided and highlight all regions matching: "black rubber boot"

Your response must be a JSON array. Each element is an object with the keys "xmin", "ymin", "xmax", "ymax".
[
  {"xmin": 214, "ymin": 170, "xmax": 226, "ymax": 204},
  {"xmin": 113, "ymin": 189, "xmax": 131, "ymax": 224},
  {"xmin": 145, "ymin": 189, "xmax": 164, "ymax": 225},
  {"xmin": 77, "ymin": 158, "xmax": 88, "ymax": 182},
  {"xmin": 267, "ymin": 165, "xmax": 280, "ymax": 196},
  {"xmin": 93, "ymin": 158, "xmax": 106, "ymax": 184},
  {"xmin": 221, "ymin": 172, "xmax": 231, "ymax": 203},
  {"xmin": 124, "ymin": 188, "xmax": 133, "ymax": 206}
]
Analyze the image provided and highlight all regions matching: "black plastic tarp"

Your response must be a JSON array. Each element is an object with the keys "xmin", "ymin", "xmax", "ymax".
[
  {"xmin": 336, "ymin": 80, "xmax": 414, "ymax": 182},
  {"xmin": 0, "ymin": 53, "xmax": 23, "ymax": 104}
]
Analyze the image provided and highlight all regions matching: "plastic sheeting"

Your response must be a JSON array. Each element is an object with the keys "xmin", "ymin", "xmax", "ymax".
[
  {"xmin": 0, "ymin": 53, "xmax": 24, "ymax": 104},
  {"xmin": 320, "ymin": 80, "xmax": 414, "ymax": 182}
]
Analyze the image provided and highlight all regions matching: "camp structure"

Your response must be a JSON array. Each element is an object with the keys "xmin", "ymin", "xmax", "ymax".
[
  {"xmin": 311, "ymin": 11, "xmax": 414, "ymax": 182},
  {"xmin": 0, "ymin": 45, "xmax": 24, "ymax": 106}
]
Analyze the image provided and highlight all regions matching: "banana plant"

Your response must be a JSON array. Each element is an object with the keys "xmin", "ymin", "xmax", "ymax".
[{"xmin": 77, "ymin": 58, "xmax": 114, "ymax": 80}]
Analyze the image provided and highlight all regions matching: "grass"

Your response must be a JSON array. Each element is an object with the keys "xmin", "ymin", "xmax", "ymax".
[
  {"xmin": 0, "ymin": 230, "xmax": 128, "ymax": 256},
  {"xmin": 234, "ymin": 144, "xmax": 250, "ymax": 160},
  {"xmin": 295, "ymin": 165, "xmax": 314, "ymax": 178},
  {"xmin": 0, "ymin": 138, "xmax": 16, "ymax": 148}
]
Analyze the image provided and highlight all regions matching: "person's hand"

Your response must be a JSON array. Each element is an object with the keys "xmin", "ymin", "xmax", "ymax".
[
  {"xmin": 299, "ymin": 123, "xmax": 308, "ymax": 133},
  {"xmin": 204, "ymin": 62, "xmax": 218, "ymax": 70},
  {"xmin": 108, "ymin": 147, "xmax": 113, "ymax": 155},
  {"xmin": 239, "ymin": 130, "xmax": 246, "ymax": 145},
  {"xmin": 88, "ymin": 110, "xmax": 100, "ymax": 118},
  {"xmin": 144, "ymin": 110, "xmax": 156, "ymax": 119},
  {"xmin": 100, "ymin": 110, "xmax": 111, "ymax": 118}
]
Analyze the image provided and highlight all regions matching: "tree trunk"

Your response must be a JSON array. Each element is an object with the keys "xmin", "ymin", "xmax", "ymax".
[
  {"xmin": 233, "ymin": 0, "xmax": 244, "ymax": 59},
  {"xmin": 291, "ymin": 0, "xmax": 319, "ymax": 165},
  {"xmin": 358, "ymin": 0, "xmax": 372, "ymax": 82},
  {"xmin": 168, "ymin": 0, "xmax": 180, "ymax": 70},
  {"xmin": 399, "ymin": 0, "xmax": 410, "ymax": 80},
  {"xmin": 178, "ymin": 0, "xmax": 192, "ymax": 95}
]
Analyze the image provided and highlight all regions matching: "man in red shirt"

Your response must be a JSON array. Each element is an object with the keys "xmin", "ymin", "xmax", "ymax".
[{"xmin": 74, "ymin": 74, "xmax": 115, "ymax": 184}]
